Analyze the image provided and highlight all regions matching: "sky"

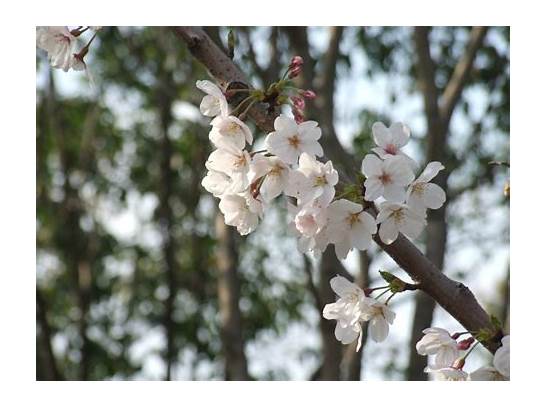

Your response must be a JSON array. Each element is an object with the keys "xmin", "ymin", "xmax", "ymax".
[{"xmin": 36, "ymin": 26, "xmax": 509, "ymax": 380}]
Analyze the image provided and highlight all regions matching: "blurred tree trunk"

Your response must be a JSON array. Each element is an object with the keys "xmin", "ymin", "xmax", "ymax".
[
  {"xmin": 215, "ymin": 213, "xmax": 250, "ymax": 380},
  {"xmin": 36, "ymin": 289, "xmax": 62, "ymax": 380},
  {"xmin": 406, "ymin": 26, "xmax": 488, "ymax": 380},
  {"xmin": 47, "ymin": 71, "xmax": 93, "ymax": 380},
  {"xmin": 156, "ymin": 41, "xmax": 178, "ymax": 380}
]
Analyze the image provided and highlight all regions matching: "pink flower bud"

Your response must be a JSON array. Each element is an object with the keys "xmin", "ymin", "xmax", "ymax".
[
  {"xmin": 292, "ymin": 106, "xmax": 305, "ymax": 124},
  {"xmin": 289, "ymin": 55, "xmax": 304, "ymax": 69},
  {"xmin": 456, "ymin": 337, "xmax": 475, "ymax": 350},
  {"xmin": 288, "ymin": 65, "xmax": 302, "ymax": 79},
  {"xmin": 291, "ymin": 96, "xmax": 305, "ymax": 110},
  {"xmin": 300, "ymin": 89, "xmax": 317, "ymax": 99}
]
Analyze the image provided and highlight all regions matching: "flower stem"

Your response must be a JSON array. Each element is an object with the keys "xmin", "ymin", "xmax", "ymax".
[
  {"xmin": 230, "ymin": 95, "xmax": 254, "ymax": 116},
  {"xmin": 238, "ymin": 98, "xmax": 257, "ymax": 120},
  {"xmin": 385, "ymin": 292, "xmax": 397, "ymax": 305},
  {"xmin": 374, "ymin": 288, "xmax": 390, "ymax": 300},
  {"xmin": 462, "ymin": 340, "xmax": 480, "ymax": 360}
]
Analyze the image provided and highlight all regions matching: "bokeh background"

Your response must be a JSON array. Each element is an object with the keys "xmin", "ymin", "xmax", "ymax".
[{"xmin": 36, "ymin": 26, "xmax": 509, "ymax": 380}]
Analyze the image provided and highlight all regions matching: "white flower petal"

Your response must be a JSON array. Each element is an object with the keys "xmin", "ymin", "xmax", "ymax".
[{"xmin": 423, "ymin": 183, "xmax": 446, "ymax": 209}]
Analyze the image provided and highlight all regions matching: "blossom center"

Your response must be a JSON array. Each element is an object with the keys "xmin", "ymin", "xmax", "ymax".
[
  {"xmin": 269, "ymin": 164, "xmax": 284, "ymax": 177},
  {"xmin": 314, "ymin": 175, "xmax": 327, "ymax": 186},
  {"xmin": 346, "ymin": 212, "xmax": 361, "ymax": 227},
  {"xmin": 391, "ymin": 208, "xmax": 405, "ymax": 224},
  {"xmin": 233, "ymin": 154, "xmax": 248, "ymax": 168},
  {"xmin": 287, "ymin": 134, "xmax": 301, "ymax": 149},
  {"xmin": 385, "ymin": 143, "xmax": 397, "ymax": 155},
  {"xmin": 412, "ymin": 182, "xmax": 425, "ymax": 196},
  {"xmin": 226, "ymin": 121, "xmax": 241, "ymax": 135},
  {"xmin": 378, "ymin": 172, "xmax": 392, "ymax": 185}
]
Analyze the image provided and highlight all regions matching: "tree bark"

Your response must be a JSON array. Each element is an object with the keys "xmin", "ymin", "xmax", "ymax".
[{"xmin": 215, "ymin": 213, "xmax": 250, "ymax": 380}]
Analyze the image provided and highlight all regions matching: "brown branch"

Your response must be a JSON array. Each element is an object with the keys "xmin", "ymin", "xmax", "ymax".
[
  {"xmin": 440, "ymin": 26, "xmax": 489, "ymax": 125},
  {"xmin": 172, "ymin": 26, "xmax": 502, "ymax": 354}
]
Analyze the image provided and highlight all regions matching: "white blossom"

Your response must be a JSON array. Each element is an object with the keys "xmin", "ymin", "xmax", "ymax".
[
  {"xmin": 218, "ymin": 194, "xmax": 259, "ymax": 235},
  {"xmin": 36, "ymin": 26, "xmax": 78, "ymax": 72},
  {"xmin": 265, "ymin": 114, "xmax": 323, "ymax": 165},
  {"xmin": 248, "ymin": 154, "xmax": 290, "ymax": 202},
  {"xmin": 416, "ymin": 327, "xmax": 460, "ymax": 369},
  {"xmin": 376, "ymin": 201, "xmax": 426, "ymax": 245},
  {"xmin": 469, "ymin": 366, "xmax": 508, "ymax": 381},
  {"xmin": 324, "ymin": 199, "xmax": 377, "ymax": 260},
  {"xmin": 201, "ymin": 169, "xmax": 232, "ymax": 197},
  {"xmin": 322, "ymin": 276, "xmax": 370, "ymax": 351},
  {"xmin": 360, "ymin": 299, "xmax": 396, "ymax": 343},
  {"xmin": 493, "ymin": 335, "xmax": 510, "ymax": 378},
  {"xmin": 285, "ymin": 153, "xmax": 338, "ymax": 206},
  {"xmin": 407, "ymin": 161, "xmax": 446, "ymax": 214},
  {"xmin": 209, "ymin": 115, "xmax": 253, "ymax": 152},
  {"xmin": 196, "ymin": 80, "xmax": 229, "ymax": 117},
  {"xmin": 205, "ymin": 148, "xmax": 251, "ymax": 193},
  {"xmin": 424, "ymin": 366, "xmax": 468, "ymax": 381},
  {"xmin": 371, "ymin": 121, "xmax": 417, "ymax": 168},
  {"xmin": 361, "ymin": 154, "xmax": 414, "ymax": 202},
  {"xmin": 288, "ymin": 200, "xmax": 329, "ymax": 254}
]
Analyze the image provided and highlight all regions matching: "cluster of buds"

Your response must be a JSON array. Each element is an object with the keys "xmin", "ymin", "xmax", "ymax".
[{"xmin": 286, "ymin": 56, "xmax": 316, "ymax": 123}]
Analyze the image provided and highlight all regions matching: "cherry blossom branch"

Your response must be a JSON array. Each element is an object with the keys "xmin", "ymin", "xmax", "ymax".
[{"xmin": 172, "ymin": 26, "xmax": 503, "ymax": 353}]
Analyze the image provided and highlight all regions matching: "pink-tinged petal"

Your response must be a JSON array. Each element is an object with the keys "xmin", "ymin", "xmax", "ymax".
[
  {"xmin": 323, "ymin": 302, "xmax": 341, "ymax": 320},
  {"xmin": 299, "ymin": 122, "xmax": 322, "ymax": 141},
  {"xmin": 385, "ymin": 156, "xmax": 415, "ymax": 186},
  {"xmin": 372, "ymin": 122, "xmax": 390, "ymax": 148},
  {"xmin": 371, "ymin": 147, "xmax": 391, "ymax": 160},
  {"xmin": 301, "ymin": 139, "xmax": 324, "ymax": 158},
  {"xmin": 369, "ymin": 316, "xmax": 389, "ymax": 343},
  {"xmin": 335, "ymin": 322, "xmax": 360, "ymax": 344},
  {"xmin": 389, "ymin": 122, "xmax": 410, "ymax": 147},
  {"xmin": 330, "ymin": 275, "xmax": 358, "ymax": 297},
  {"xmin": 379, "ymin": 218, "xmax": 399, "ymax": 244},
  {"xmin": 260, "ymin": 174, "xmax": 284, "ymax": 202},
  {"xmin": 200, "ymin": 95, "xmax": 221, "ymax": 117},
  {"xmin": 334, "ymin": 238, "xmax": 352, "ymax": 260},
  {"xmin": 399, "ymin": 210, "xmax": 426, "ymax": 239},
  {"xmin": 382, "ymin": 184, "xmax": 406, "ymax": 203},
  {"xmin": 406, "ymin": 189, "xmax": 427, "ymax": 216},
  {"xmin": 350, "ymin": 222, "xmax": 373, "ymax": 251},
  {"xmin": 364, "ymin": 178, "xmax": 384, "ymax": 201},
  {"xmin": 423, "ymin": 183, "xmax": 446, "ymax": 209},
  {"xmin": 359, "ymin": 211, "xmax": 378, "ymax": 235},
  {"xmin": 435, "ymin": 347, "xmax": 459, "ymax": 369},
  {"xmin": 361, "ymin": 154, "xmax": 383, "ymax": 177},
  {"xmin": 274, "ymin": 113, "xmax": 298, "ymax": 135},
  {"xmin": 418, "ymin": 161, "xmax": 445, "ymax": 183}
]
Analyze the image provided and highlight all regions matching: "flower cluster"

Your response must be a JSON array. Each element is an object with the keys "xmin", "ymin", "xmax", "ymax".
[
  {"xmin": 322, "ymin": 276, "xmax": 396, "ymax": 350},
  {"xmin": 36, "ymin": 26, "xmax": 102, "ymax": 73},
  {"xmin": 417, "ymin": 328, "xmax": 510, "ymax": 381},
  {"xmin": 363, "ymin": 122, "xmax": 446, "ymax": 245}
]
